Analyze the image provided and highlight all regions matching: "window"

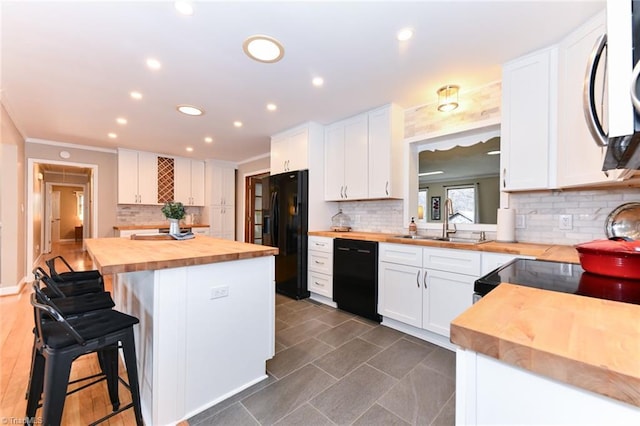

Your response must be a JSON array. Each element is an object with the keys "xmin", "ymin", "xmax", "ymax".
[
  {"xmin": 76, "ymin": 192, "xmax": 84, "ymax": 222},
  {"xmin": 418, "ymin": 189, "xmax": 428, "ymax": 223},
  {"xmin": 446, "ymin": 185, "xmax": 476, "ymax": 224}
]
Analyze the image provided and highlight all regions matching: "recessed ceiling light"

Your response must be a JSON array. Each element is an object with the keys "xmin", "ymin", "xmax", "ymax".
[
  {"xmin": 233, "ymin": 121, "xmax": 243, "ymax": 128},
  {"xmin": 204, "ymin": 136, "xmax": 213, "ymax": 143},
  {"xmin": 146, "ymin": 58, "xmax": 162, "ymax": 70},
  {"xmin": 174, "ymin": 1, "xmax": 193, "ymax": 15},
  {"xmin": 312, "ymin": 77, "xmax": 324, "ymax": 87},
  {"xmin": 130, "ymin": 91, "xmax": 143, "ymax": 100},
  {"xmin": 176, "ymin": 104, "xmax": 204, "ymax": 116},
  {"xmin": 243, "ymin": 35, "xmax": 285, "ymax": 63},
  {"xmin": 418, "ymin": 170, "xmax": 444, "ymax": 177},
  {"xmin": 186, "ymin": 147, "xmax": 194, "ymax": 152},
  {"xmin": 108, "ymin": 133, "xmax": 118, "ymax": 139},
  {"xmin": 116, "ymin": 117, "xmax": 127, "ymax": 125},
  {"xmin": 266, "ymin": 103, "xmax": 277, "ymax": 111},
  {"xmin": 397, "ymin": 28, "xmax": 414, "ymax": 41}
]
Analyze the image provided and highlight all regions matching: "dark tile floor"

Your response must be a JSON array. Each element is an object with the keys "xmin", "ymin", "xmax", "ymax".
[{"xmin": 188, "ymin": 294, "xmax": 456, "ymax": 425}]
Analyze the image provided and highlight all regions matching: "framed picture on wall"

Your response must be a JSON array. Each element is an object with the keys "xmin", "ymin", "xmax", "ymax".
[{"xmin": 431, "ymin": 196, "xmax": 441, "ymax": 221}]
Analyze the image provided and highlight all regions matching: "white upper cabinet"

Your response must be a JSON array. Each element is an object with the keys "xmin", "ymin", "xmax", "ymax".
[
  {"xmin": 557, "ymin": 11, "xmax": 615, "ymax": 187},
  {"xmin": 208, "ymin": 164, "xmax": 235, "ymax": 207},
  {"xmin": 175, "ymin": 158, "xmax": 205, "ymax": 206},
  {"xmin": 324, "ymin": 114, "xmax": 368, "ymax": 200},
  {"xmin": 324, "ymin": 103, "xmax": 403, "ymax": 201},
  {"xmin": 501, "ymin": 46, "xmax": 557, "ymax": 191},
  {"xmin": 270, "ymin": 125, "xmax": 309, "ymax": 174},
  {"xmin": 117, "ymin": 149, "xmax": 158, "ymax": 204},
  {"xmin": 368, "ymin": 104, "xmax": 404, "ymax": 199}
]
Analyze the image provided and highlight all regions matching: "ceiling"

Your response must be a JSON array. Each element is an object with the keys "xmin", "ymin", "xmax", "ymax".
[{"xmin": 1, "ymin": 1, "xmax": 605, "ymax": 163}]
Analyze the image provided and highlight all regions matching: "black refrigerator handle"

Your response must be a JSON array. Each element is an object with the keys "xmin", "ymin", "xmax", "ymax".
[{"xmin": 272, "ymin": 191, "xmax": 279, "ymax": 247}]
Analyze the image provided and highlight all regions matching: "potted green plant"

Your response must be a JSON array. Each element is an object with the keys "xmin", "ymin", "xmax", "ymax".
[{"xmin": 161, "ymin": 201, "xmax": 185, "ymax": 234}]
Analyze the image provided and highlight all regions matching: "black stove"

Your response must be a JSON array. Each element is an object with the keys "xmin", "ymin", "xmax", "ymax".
[{"xmin": 475, "ymin": 258, "xmax": 640, "ymax": 306}]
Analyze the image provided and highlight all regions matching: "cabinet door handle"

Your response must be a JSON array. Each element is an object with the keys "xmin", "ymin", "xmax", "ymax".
[
  {"xmin": 340, "ymin": 186, "xmax": 344, "ymax": 199},
  {"xmin": 314, "ymin": 281, "xmax": 324, "ymax": 287},
  {"xmin": 385, "ymin": 181, "xmax": 389, "ymax": 196},
  {"xmin": 416, "ymin": 270, "xmax": 420, "ymax": 288},
  {"xmin": 344, "ymin": 185, "xmax": 348, "ymax": 198},
  {"xmin": 314, "ymin": 260, "xmax": 325, "ymax": 265},
  {"xmin": 502, "ymin": 168, "xmax": 506, "ymax": 188},
  {"xmin": 423, "ymin": 270, "xmax": 428, "ymax": 288}
]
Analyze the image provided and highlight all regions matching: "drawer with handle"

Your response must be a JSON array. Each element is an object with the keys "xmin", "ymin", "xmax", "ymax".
[
  {"xmin": 309, "ymin": 236, "xmax": 333, "ymax": 253},
  {"xmin": 308, "ymin": 270, "xmax": 332, "ymax": 298},
  {"xmin": 309, "ymin": 250, "xmax": 332, "ymax": 274}
]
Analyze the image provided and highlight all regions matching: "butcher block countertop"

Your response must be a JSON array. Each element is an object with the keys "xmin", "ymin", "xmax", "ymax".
[
  {"xmin": 450, "ymin": 283, "xmax": 640, "ymax": 408},
  {"xmin": 85, "ymin": 235, "xmax": 278, "ymax": 274},
  {"xmin": 309, "ymin": 231, "xmax": 579, "ymax": 263},
  {"xmin": 113, "ymin": 223, "xmax": 210, "ymax": 230}
]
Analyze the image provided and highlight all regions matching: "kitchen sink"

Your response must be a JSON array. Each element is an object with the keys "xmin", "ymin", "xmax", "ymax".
[
  {"xmin": 392, "ymin": 235, "xmax": 490, "ymax": 244},
  {"xmin": 392, "ymin": 235, "xmax": 432, "ymax": 240}
]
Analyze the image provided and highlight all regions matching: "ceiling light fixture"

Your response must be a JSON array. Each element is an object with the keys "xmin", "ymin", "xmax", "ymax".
[
  {"xmin": 312, "ymin": 77, "xmax": 324, "ymax": 87},
  {"xmin": 418, "ymin": 170, "xmax": 444, "ymax": 177},
  {"xmin": 116, "ymin": 117, "xmax": 127, "ymax": 125},
  {"xmin": 487, "ymin": 150, "xmax": 501, "ymax": 156},
  {"xmin": 130, "ymin": 91, "xmax": 143, "ymax": 100},
  {"xmin": 186, "ymin": 147, "xmax": 194, "ymax": 152},
  {"xmin": 108, "ymin": 133, "xmax": 118, "ymax": 139},
  {"xmin": 146, "ymin": 58, "xmax": 162, "ymax": 70},
  {"xmin": 243, "ymin": 35, "xmax": 285, "ymax": 63},
  {"xmin": 397, "ymin": 28, "xmax": 414, "ymax": 41},
  {"xmin": 176, "ymin": 104, "xmax": 204, "ymax": 116},
  {"xmin": 174, "ymin": 1, "xmax": 194, "ymax": 15},
  {"xmin": 204, "ymin": 136, "xmax": 213, "ymax": 143},
  {"xmin": 266, "ymin": 103, "xmax": 277, "ymax": 111},
  {"xmin": 437, "ymin": 85, "xmax": 459, "ymax": 112},
  {"xmin": 233, "ymin": 121, "xmax": 243, "ymax": 128}
]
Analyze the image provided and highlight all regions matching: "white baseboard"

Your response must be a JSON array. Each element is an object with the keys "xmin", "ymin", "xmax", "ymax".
[
  {"xmin": 381, "ymin": 317, "xmax": 456, "ymax": 352},
  {"xmin": 309, "ymin": 292, "xmax": 337, "ymax": 308},
  {"xmin": 0, "ymin": 276, "xmax": 27, "ymax": 296}
]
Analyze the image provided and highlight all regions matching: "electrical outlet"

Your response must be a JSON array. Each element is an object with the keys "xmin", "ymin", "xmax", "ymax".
[
  {"xmin": 559, "ymin": 262, "xmax": 573, "ymax": 276},
  {"xmin": 210, "ymin": 286, "xmax": 229, "ymax": 299},
  {"xmin": 559, "ymin": 214, "xmax": 572, "ymax": 230},
  {"xmin": 515, "ymin": 214, "xmax": 526, "ymax": 229}
]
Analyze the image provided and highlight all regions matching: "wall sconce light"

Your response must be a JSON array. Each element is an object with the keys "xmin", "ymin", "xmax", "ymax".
[{"xmin": 437, "ymin": 85, "xmax": 459, "ymax": 112}]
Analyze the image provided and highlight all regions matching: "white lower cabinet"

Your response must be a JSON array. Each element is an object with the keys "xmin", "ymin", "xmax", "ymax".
[
  {"xmin": 308, "ymin": 236, "xmax": 333, "ymax": 299},
  {"xmin": 378, "ymin": 243, "xmax": 480, "ymax": 339},
  {"xmin": 191, "ymin": 226, "xmax": 210, "ymax": 236},
  {"xmin": 116, "ymin": 229, "xmax": 159, "ymax": 238}
]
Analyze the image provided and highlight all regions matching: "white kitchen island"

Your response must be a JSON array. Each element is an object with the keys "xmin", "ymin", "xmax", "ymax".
[{"xmin": 85, "ymin": 235, "xmax": 278, "ymax": 425}]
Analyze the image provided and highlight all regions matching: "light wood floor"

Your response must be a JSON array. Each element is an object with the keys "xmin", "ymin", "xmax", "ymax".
[{"xmin": 0, "ymin": 242, "xmax": 137, "ymax": 425}]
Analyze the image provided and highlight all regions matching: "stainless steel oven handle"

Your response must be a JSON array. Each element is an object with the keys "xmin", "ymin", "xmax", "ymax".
[{"xmin": 583, "ymin": 33, "xmax": 608, "ymax": 147}]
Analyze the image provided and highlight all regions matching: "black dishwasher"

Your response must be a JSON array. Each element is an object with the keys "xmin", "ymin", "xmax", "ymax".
[{"xmin": 333, "ymin": 239, "xmax": 381, "ymax": 322}]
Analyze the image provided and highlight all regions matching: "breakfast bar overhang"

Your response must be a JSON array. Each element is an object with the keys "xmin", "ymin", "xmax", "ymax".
[{"xmin": 85, "ymin": 235, "xmax": 279, "ymax": 425}]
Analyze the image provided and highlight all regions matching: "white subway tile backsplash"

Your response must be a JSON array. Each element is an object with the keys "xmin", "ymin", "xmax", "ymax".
[
  {"xmin": 510, "ymin": 188, "xmax": 639, "ymax": 245},
  {"xmin": 335, "ymin": 188, "xmax": 638, "ymax": 246}
]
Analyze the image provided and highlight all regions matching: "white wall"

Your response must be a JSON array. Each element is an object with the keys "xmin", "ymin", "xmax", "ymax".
[{"xmin": 0, "ymin": 103, "xmax": 26, "ymax": 292}]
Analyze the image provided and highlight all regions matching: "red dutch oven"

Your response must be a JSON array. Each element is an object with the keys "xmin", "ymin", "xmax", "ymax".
[{"xmin": 575, "ymin": 237, "xmax": 640, "ymax": 279}]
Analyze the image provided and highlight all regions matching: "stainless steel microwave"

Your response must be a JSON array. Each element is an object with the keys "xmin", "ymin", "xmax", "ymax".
[{"xmin": 584, "ymin": 0, "xmax": 640, "ymax": 171}]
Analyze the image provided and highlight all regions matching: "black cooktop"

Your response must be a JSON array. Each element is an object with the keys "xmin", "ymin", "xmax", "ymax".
[{"xmin": 475, "ymin": 258, "xmax": 640, "ymax": 305}]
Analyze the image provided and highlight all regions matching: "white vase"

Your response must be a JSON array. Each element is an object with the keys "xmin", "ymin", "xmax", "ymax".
[{"xmin": 168, "ymin": 218, "xmax": 180, "ymax": 234}]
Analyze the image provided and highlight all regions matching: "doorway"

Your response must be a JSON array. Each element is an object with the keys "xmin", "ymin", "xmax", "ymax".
[
  {"xmin": 27, "ymin": 159, "xmax": 97, "ymax": 275},
  {"xmin": 244, "ymin": 172, "xmax": 269, "ymax": 244},
  {"xmin": 44, "ymin": 182, "xmax": 86, "ymax": 252}
]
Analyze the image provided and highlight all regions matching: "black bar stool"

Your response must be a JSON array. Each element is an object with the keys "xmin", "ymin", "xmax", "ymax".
[
  {"xmin": 33, "ymin": 267, "xmax": 103, "ymax": 297},
  {"xmin": 27, "ymin": 293, "xmax": 143, "ymax": 425},
  {"xmin": 46, "ymin": 255, "xmax": 103, "ymax": 284}
]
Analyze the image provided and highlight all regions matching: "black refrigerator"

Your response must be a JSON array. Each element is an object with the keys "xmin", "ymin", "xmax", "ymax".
[{"xmin": 262, "ymin": 170, "xmax": 309, "ymax": 299}]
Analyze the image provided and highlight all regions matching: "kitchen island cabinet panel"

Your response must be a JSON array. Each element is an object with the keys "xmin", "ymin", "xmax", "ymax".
[{"xmin": 87, "ymin": 236, "xmax": 277, "ymax": 425}]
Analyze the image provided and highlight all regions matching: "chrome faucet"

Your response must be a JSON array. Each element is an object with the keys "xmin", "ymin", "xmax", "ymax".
[{"xmin": 442, "ymin": 198, "xmax": 456, "ymax": 239}]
